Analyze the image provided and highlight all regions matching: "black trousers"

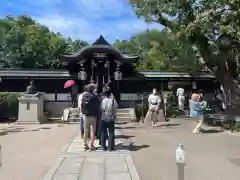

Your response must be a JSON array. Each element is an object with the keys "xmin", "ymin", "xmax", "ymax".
[
  {"xmin": 100, "ymin": 121, "xmax": 115, "ymax": 149},
  {"xmin": 71, "ymin": 94, "xmax": 77, "ymax": 108}
]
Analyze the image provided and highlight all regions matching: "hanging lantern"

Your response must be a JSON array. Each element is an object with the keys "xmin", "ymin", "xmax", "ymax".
[
  {"xmin": 192, "ymin": 81, "xmax": 197, "ymax": 89},
  {"xmin": 78, "ymin": 71, "xmax": 87, "ymax": 80},
  {"xmin": 114, "ymin": 71, "xmax": 122, "ymax": 81},
  {"xmin": 114, "ymin": 68, "xmax": 122, "ymax": 81},
  {"xmin": 168, "ymin": 81, "xmax": 173, "ymax": 89},
  {"xmin": 78, "ymin": 64, "xmax": 87, "ymax": 80},
  {"xmin": 104, "ymin": 61, "xmax": 110, "ymax": 68}
]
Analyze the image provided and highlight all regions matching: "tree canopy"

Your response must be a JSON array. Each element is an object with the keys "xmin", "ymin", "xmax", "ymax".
[
  {"xmin": 0, "ymin": 15, "xmax": 201, "ymax": 72},
  {"xmin": 128, "ymin": 0, "xmax": 240, "ymax": 107},
  {"xmin": 114, "ymin": 29, "xmax": 202, "ymax": 71},
  {"xmin": 0, "ymin": 15, "xmax": 88, "ymax": 69}
]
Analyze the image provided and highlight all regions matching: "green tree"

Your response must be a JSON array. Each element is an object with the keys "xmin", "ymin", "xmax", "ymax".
[
  {"xmin": 66, "ymin": 39, "xmax": 89, "ymax": 53},
  {"xmin": 129, "ymin": 0, "xmax": 240, "ymax": 108},
  {"xmin": 114, "ymin": 29, "xmax": 200, "ymax": 71},
  {"xmin": 0, "ymin": 15, "xmax": 89, "ymax": 69},
  {"xmin": 113, "ymin": 39, "xmax": 138, "ymax": 55}
]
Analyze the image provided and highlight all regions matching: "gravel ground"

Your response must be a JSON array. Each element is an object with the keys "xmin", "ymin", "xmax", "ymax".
[{"xmin": 0, "ymin": 123, "xmax": 79, "ymax": 180}]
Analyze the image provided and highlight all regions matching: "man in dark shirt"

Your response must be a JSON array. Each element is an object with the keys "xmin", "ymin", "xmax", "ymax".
[{"xmin": 81, "ymin": 83, "xmax": 100, "ymax": 151}]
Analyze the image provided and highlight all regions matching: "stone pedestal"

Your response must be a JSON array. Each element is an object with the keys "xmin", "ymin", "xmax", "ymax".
[{"xmin": 16, "ymin": 96, "xmax": 44, "ymax": 124}]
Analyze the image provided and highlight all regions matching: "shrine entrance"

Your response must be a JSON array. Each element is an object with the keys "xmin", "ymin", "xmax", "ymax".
[{"xmin": 60, "ymin": 35, "xmax": 139, "ymax": 103}]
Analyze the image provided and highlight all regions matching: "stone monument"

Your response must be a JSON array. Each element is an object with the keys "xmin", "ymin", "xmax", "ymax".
[{"xmin": 16, "ymin": 80, "xmax": 44, "ymax": 124}]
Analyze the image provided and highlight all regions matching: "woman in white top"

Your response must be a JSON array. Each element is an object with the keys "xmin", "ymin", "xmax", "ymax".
[
  {"xmin": 144, "ymin": 88, "xmax": 162, "ymax": 126},
  {"xmin": 78, "ymin": 85, "xmax": 88, "ymax": 138}
]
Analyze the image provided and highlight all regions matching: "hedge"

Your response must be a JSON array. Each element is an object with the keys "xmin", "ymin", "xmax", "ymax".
[
  {"xmin": 0, "ymin": 92, "xmax": 22, "ymax": 121},
  {"xmin": 134, "ymin": 91, "xmax": 185, "ymax": 120}
]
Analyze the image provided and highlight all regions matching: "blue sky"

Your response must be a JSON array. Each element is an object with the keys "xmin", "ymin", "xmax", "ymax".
[{"xmin": 0, "ymin": 0, "xmax": 162, "ymax": 43}]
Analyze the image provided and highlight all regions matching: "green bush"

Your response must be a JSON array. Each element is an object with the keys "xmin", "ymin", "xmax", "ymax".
[
  {"xmin": 43, "ymin": 102, "xmax": 52, "ymax": 119},
  {"xmin": 135, "ymin": 102, "xmax": 149, "ymax": 120},
  {"xmin": 162, "ymin": 91, "xmax": 174, "ymax": 102},
  {"xmin": 0, "ymin": 92, "xmax": 22, "ymax": 121}
]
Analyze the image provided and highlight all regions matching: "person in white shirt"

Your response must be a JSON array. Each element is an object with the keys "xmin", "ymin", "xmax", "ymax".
[
  {"xmin": 144, "ymin": 88, "xmax": 161, "ymax": 126},
  {"xmin": 78, "ymin": 85, "xmax": 88, "ymax": 138},
  {"xmin": 100, "ymin": 87, "xmax": 118, "ymax": 151},
  {"xmin": 176, "ymin": 88, "xmax": 185, "ymax": 110}
]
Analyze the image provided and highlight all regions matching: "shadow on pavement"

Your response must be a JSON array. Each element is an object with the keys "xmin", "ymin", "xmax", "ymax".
[
  {"xmin": 229, "ymin": 158, "xmax": 240, "ymax": 166},
  {"xmin": 115, "ymin": 126, "xmax": 136, "ymax": 129},
  {"xmin": 115, "ymin": 142, "xmax": 150, "ymax": 152},
  {"xmin": 154, "ymin": 123, "xmax": 180, "ymax": 128},
  {"xmin": 0, "ymin": 126, "xmax": 52, "ymax": 136},
  {"xmin": 115, "ymin": 134, "xmax": 135, "ymax": 139},
  {"xmin": 202, "ymin": 129, "xmax": 224, "ymax": 133}
]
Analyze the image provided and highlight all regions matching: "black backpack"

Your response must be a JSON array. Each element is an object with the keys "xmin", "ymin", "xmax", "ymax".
[{"xmin": 81, "ymin": 92, "xmax": 99, "ymax": 116}]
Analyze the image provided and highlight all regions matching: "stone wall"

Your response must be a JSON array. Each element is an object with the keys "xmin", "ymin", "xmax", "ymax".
[{"xmin": 45, "ymin": 101, "xmax": 72, "ymax": 117}]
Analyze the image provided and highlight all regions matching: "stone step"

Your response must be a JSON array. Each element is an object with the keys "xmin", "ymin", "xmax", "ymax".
[
  {"xmin": 116, "ymin": 117, "xmax": 132, "ymax": 122},
  {"xmin": 116, "ymin": 114, "xmax": 131, "ymax": 118},
  {"xmin": 116, "ymin": 112, "xmax": 131, "ymax": 115},
  {"xmin": 48, "ymin": 117, "xmax": 80, "ymax": 123},
  {"xmin": 116, "ymin": 109, "xmax": 132, "ymax": 113}
]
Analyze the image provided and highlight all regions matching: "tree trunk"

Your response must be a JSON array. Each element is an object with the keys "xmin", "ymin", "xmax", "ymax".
[
  {"xmin": 197, "ymin": 43, "xmax": 240, "ymax": 115},
  {"xmin": 212, "ymin": 65, "xmax": 240, "ymax": 115}
]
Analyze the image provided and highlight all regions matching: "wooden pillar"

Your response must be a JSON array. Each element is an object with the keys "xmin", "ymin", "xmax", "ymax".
[
  {"xmin": 116, "ymin": 81, "xmax": 120, "ymax": 104},
  {"xmin": 54, "ymin": 77, "xmax": 57, "ymax": 100}
]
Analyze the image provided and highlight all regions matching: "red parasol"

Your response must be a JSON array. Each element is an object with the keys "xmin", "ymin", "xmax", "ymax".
[{"xmin": 64, "ymin": 80, "xmax": 75, "ymax": 88}]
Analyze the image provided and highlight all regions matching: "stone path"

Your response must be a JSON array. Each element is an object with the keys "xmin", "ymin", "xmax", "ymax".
[
  {"xmin": 41, "ymin": 130, "xmax": 140, "ymax": 180},
  {"xmin": 124, "ymin": 119, "xmax": 240, "ymax": 180},
  {"xmin": 0, "ymin": 124, "xmax": 79, "ymax": 180}
]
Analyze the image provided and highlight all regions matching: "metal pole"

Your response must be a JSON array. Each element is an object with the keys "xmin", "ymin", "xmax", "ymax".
[
  {"xmin": 107, "ymin": 61, "xmax": 110, "ymax": 83},
  {"xmin": 141, "ymin": 97, "xmax": 144, "ymax": 123},
  {"xmin": 164, "ymin": 103, "xmax": 167, "ymax": 117},
  {"xmin": 91, "ymin": 60, "xmax": 94, "ymax": 83},
  {"xmin": 0, "ymin": 145, "xmax": 2, "ymax": 167},
  {"xmin": 177, "ymin": 164, "xmax": 185, "ymax": 180},
  {"xmin": 176, "ymin": 143, "xmax": 185, "ymax": 180}
]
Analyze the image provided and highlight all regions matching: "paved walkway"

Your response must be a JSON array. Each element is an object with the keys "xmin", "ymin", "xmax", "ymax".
[
  {"xmin": 122, "ymin": 119, "xmax": 240, "ymax": 180},
  {"xmin": 0, "ymin": 124, "xmax": 79, "ymax": 180},
  {"xmin": 41, "ymin": 130, "xmax": 140, "ymax": 180}
]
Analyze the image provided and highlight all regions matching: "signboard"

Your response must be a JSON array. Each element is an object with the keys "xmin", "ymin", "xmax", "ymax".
[{"xmin": 93, "ymin": 53, "xmax": 107, "ymax": 58}]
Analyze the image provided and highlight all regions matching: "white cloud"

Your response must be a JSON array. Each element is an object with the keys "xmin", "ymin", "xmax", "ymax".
[
  {"xmin": 5, "ymin": 0, "xmax": 163, "ymax": 42},
  {"xmin": 75, "ymin": 0, "xmax": 129, "ymax": 19},
  {"xmin": 35, "ymin": 14, "xmax": 99, "ymax": 41}
]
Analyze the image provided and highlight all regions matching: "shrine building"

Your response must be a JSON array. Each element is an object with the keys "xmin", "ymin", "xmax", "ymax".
[{"xmin": 0, "ymin": 35, "xmax": 218, "ymax": 115}]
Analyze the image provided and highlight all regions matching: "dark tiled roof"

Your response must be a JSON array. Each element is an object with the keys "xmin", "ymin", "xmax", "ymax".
[
  {"xmin": 0, "ymin": 69, "xmax": 215, "ymax": 79},
  {"xmin": 92, "ymin": 35, "xmax": 111, "ymax": 46},
  {"xmin": 138, "ymin": 70, "xmax": 215, "ymax": 78}
]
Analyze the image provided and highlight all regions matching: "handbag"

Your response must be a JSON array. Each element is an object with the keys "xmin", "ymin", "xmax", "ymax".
[{"xmin": 111, "ymin": 99, "xmax": 116, "ymax": 120}]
